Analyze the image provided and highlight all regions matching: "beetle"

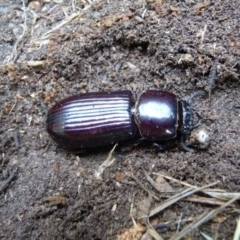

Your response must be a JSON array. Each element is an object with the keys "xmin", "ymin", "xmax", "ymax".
[{"xmin": 46, "ymin": 89, "xmax": 206, "ymax": 152}]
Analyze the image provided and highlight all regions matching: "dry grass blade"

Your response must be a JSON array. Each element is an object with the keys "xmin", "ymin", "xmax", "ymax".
[
  {"xmin": 40, "ymin": 12, "xmax": 83, "ymax": 39},
  {"xmin": 170, "ymin": 195, "xmax": 240, "ymax": 240},
  {"xmin": 128, "ymin": 173, "xmax": 159, "ymax": 201},
  {"xmin": 147, "ymin": 227, "xmax": 164, "ymax": 240},
  {"xmin": 143, "ymin": 168, "xmax": 163, "ymax": 193},
  {"xmin": 200, "ymin": 231, "xmax": 213, "ymax": 240},
  {"xmin": 204, "ymin": 192, "xmax": 240, "ymax": 201},
  {"xmin": 148, "ymin": 181, "xmax": 218, "ymax": 218},
  {"xmin": 184, "ymin": 195, "xmax": 226, "ymax": 206},
  {"xmin": 143, "ymin": 168, "xmax": 174, "ymax": 193},
  {"xmin": 149, "ymin": 187, "xmax": 194, "ymax": 218},
  {"xmin": 147, "ymin": 220, "xmax": 164, "ymax": 240},
  {"xmin": 153, "ymin": 172, "xmax": 198, "ymax": 188},
  {"xmin": 94, "ymin": 144, "xmax": 117, "ymax": 179},
  {"xmin": 154, "ymin": 172, "xmax": 233, "ymax": 201},
  {"xmin": 233, "ymin": 217, "xmax": 240, "ymax": 240}
]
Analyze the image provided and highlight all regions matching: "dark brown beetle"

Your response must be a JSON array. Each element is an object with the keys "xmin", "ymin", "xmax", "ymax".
[{"xmin": 47, "ymin": 89, "xmax": 206, "ymax": 151}]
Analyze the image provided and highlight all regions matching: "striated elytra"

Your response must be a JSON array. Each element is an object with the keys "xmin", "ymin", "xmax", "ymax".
[{"xmin": 47, "ymin": 90, "xmax": 206, "ymax": 151}]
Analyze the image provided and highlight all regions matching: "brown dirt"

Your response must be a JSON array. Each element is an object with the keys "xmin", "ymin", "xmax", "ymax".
[{"xmin": 0, "ymin": 0, "xmax": 240, "ymax": 239}]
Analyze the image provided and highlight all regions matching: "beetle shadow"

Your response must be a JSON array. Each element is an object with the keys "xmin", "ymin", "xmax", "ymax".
[
  {"xmin": 53, "ymin": 133, "xmax": 208, "ymax": 156},
  {"xmin": 65, "ymin": 137, "xmax": 179, "ymax": 157}
]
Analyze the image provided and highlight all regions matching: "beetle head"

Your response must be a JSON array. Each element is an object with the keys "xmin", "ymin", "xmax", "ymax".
[{"xmin": 178, "ymin": 100, "xmax": 195, "ymax": 136}]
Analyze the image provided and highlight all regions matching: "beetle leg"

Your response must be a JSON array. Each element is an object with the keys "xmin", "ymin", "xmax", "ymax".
[
  {"xmin": 179, "ymin": 136, "xmax": 194, "ymax": 152},
  {"xmin": 69, "ymin": 149, "xmax": 87, "ymax": 154},
  {"xmin": 187, "ymin": 89, "xmax": 207, "ymax": 105},
  {"xmin": 134, "ymin": 137, "xmax": 147, "ymax": 146},
  {"xmin": 153, "ymin": 141, "xmax": 177, "ymax": 152},
  {"xmin": 118, "ymin": 137, "xmax": 146, "ymax": 153},
  {"xmin": 153, "ymin": 143, "xmax": 166, "ymax": 151}
]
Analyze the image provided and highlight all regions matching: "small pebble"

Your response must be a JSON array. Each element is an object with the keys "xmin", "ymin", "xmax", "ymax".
[{"xmin": 191, "ymin": 128, "xmax": 210, "ymax": 149}]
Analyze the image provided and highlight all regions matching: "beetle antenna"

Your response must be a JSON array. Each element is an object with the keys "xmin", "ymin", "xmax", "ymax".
[
  {"xmin": 187, "ymin": 89, "xmax": 207, "ymax": 105},
  {"xmin": 179, "ymin": 136, "xmax": 194, "ymax": 152},
  {"xmin": 187, "ymin": 89, "xmax": 207, "ymax": 130}
]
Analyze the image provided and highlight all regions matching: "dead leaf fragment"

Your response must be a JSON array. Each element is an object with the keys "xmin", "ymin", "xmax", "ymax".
[
  {"xmin": 155, "ymin": 176, "xmax": 174, "ymax": 192},
  {"xmin": 137, "ymin": 195, "xmax": 153, "ymax": 219}
]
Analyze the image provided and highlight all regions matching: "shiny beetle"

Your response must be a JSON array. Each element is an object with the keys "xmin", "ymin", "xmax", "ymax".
[{"xmin": 47, "ymin": 90, "xmax": 206, "ymax": 151}]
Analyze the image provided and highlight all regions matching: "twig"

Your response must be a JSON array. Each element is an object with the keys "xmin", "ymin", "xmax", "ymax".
[
  {"xmin": 153, "ymin": 217, "xmax": 194, "ymax": 230},
  {"xmin": 0, "ymin": 169, "xmax": 18, "ymax": 193},
  {"xmin": 207, "ymin": 58, "xmax": 218, "ymax": 97},
  {"xmin": 177, "ymin": 213, "xmax": 183, "ymax": 232},
  {"xmin": 8, "ymin": 100, "xmax": 17, "ymax": 116},
  {"xmin": 13, "ymin": 131, "xmax": 19, "ymax": 147}
]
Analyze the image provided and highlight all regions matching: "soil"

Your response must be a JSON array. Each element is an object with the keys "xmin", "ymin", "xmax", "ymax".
[{"xmin": 0, "ymin": 0, "xmax": 240, "ymax": 239}]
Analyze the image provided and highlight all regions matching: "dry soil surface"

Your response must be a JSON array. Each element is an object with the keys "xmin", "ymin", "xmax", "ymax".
[{"xmin": 0, "ymin": 0, "xmax": 240, "ymax": 239}]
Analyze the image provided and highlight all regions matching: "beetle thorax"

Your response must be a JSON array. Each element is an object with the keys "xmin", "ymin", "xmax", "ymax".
[{"xmin": 134, "ymin": 90, "xmax": 178, "ymax": 141}]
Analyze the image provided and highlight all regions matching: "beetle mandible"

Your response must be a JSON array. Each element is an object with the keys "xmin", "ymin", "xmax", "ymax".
[{"xmin": 46, "ymin": 89, "xmax": 206, "ymax": 152}]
